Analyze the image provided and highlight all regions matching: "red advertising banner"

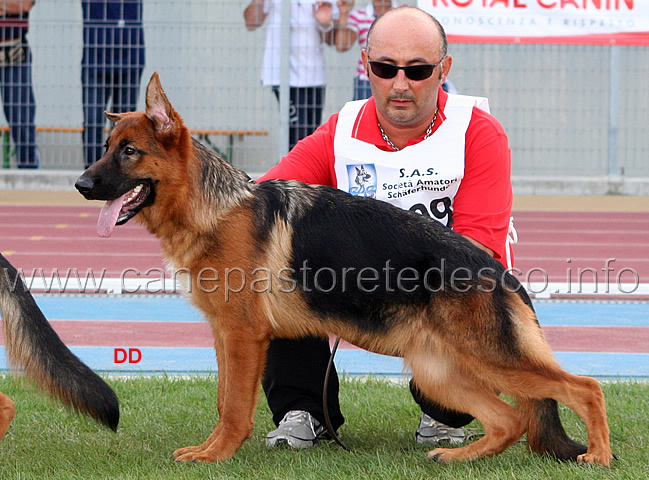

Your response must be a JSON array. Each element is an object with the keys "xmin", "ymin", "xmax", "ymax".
[{"xmin": 419, "ymin": 0, "xmax": 649, "ymax": 45}]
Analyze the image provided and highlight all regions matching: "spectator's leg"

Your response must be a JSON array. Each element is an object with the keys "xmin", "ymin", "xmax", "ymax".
[
  {"xmin": 1, "ymin": 47, "xmax": 38, "ymax": 168},
  {"xmin": 82, "ymin": 67, "xmax": 111, "ymax": 168}
]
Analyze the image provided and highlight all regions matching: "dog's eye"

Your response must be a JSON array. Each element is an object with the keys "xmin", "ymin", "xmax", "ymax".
[{"xmin": 124, "ymin": 146, "xmax": 136, "ymax": 156}]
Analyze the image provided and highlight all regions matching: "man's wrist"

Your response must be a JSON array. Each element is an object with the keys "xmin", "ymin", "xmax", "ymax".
[{"xmin": 316, "ymin": 20, "xmax": 334, "ymax": 32}]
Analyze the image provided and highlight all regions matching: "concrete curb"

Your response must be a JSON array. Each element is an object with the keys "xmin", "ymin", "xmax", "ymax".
[
  {"xmin": 2, "ymin": 171, "xmax": 649, "ymax": 211},
  {"xmin": 512, "ymin": 175, "xmax": 649, "ymax": 196},
  {"xmin": 0, "ymin": 169, "xmax": 83, "ymax": 191}
]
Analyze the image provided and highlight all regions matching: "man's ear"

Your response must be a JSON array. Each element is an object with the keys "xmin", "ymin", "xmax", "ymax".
[
  {"xmin": 440, "ymin": 55, "xmax": 453, "ymax": 85},
  {"xmin": 361, "ymin": 48, "xmax": 370, "ymax": 78}
]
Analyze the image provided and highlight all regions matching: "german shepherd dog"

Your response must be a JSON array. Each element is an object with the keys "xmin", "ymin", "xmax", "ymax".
[
  {"xmin": 75, "ymin": 73, "xmax": 612, "ymax": 466},
  {"xmin": 0, "ymin": 253, "xmax": 119, "ymax": 442}
]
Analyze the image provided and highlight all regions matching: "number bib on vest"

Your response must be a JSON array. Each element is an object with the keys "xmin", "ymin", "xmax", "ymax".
[{"xmin": 333, "ymin": 94, "xmax": 488, "ymax": 227}]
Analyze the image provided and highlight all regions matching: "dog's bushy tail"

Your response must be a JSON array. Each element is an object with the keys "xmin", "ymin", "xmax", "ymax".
[
  {"xmin": 525, "ymin": 398, "xmax": 587, "ymax": 461},
  {"xmin": 0, "ymin": 254, "xmax": 119, "ymax": 431}
]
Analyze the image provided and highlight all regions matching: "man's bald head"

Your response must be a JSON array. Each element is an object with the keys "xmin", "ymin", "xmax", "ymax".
[{"xmin": 366, "ymin": 7, "xmax": 448, "ymax": 60}]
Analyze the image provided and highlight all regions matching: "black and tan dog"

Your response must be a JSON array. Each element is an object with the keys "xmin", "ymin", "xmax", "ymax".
[
  {"xmin": 0, "ymin": 253, "xmax": 119, "ymax": 442},
  {"xmin": 75, "ymin": 73, "xmax": 612, "ymax": 466}
]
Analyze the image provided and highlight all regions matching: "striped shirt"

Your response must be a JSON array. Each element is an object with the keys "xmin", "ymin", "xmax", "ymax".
[
  {"xmin": 346, "ymin": 5, "xmax": 376, "ymax": 80},
  {"xmin": 345, "ymin": 3, "xmax": 400, "ymax": 80}
]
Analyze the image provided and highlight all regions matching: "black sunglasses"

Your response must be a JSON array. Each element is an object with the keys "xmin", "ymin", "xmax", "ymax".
[{"xmin": 368, "ymin": 58, "xmax": 444, "ymax": 81}]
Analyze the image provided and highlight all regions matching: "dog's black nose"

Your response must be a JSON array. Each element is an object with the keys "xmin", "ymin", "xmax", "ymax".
[{"xmin": 75, "ymin": 175, "xmax": 94, "ymax": 196}]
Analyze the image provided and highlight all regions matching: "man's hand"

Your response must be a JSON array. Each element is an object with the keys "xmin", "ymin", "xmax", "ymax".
[
  {"xmin": 333, "ymin": 0, "xmax": 356, "ymax": 51},
  {"xmin": 2, "ymin": 1, "xmax": 35, "ymax": 16},
  {"xmin": 313, "ymin": 1, "xmax": 334, "ymax": 30},
  {"xmin": 337, "ymin": 0, "xmax": 354, "ymax": 20},
  {"xmin": 244, "ymin": 0, "xmax": 267, "ymax": 31}
]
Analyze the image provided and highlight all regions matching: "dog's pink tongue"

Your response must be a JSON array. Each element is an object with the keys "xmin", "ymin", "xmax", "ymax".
[{"xmin": 97, "ymin": 194, "xmax": 127, "ymax": 238}]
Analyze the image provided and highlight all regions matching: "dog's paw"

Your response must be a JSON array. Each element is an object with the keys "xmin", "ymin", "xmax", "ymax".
[
  {"xmin": 175, "ymin": 452, "xmax": 209, "ymax": 463},
  {"xmin": 174, "ymin": 450, "xmax": 213, "ymax": 463},
  {"xmin": 174, "ymin": 445, "xmax": 233, "ymax": 463},
  {"xmin": 577, "ymin": 452, "xmax": 613, "ymax": 468},
  {"xmin": 426, "ymin": 448, "xmax": 455, "ymax": 464},
  {"xmin": 172, "ymin": 445, "xmax": 201, "ymax": 459}
]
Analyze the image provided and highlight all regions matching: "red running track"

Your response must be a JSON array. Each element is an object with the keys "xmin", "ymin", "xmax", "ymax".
[
  {"xmin": 1, "ymin": 205, "xmax": 164, "ymax": 276},
  {"xmin": 512, "ymin": 211, "xmax": 649, "ymax": 285},
  {"xmin": 1, "ymin": 320, "xmax": 648, "ymax": 354},
  {"xmin": 1, "ymin": 205, "xmax": 649, "ymax": 364},
  {"xmin": 1, "ymin": 205, "xmax": 648, "ymax": 285}
]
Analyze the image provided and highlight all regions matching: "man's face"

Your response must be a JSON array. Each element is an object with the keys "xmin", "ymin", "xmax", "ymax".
[{"xmin": 362, "ymin": 11, "xmax": 450, "ymax": 131}]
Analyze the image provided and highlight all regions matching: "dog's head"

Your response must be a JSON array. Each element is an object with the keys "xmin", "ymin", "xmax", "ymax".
[{"xmin": 75, "ymin": 72, "xmax": 189, "ymax": 237}]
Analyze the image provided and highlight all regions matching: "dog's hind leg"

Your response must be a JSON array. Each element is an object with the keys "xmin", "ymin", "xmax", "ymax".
[
  {"xmin": 0, "ymin": 392, "xmax": 16, "ymax": 442},
  {"xmin": 409, "ymin": 356, "xmax": 526, "ymax": 463},
  {"xmin": 174, "ymin": 329, "xmax": 270, "ymax": 463},
  {"xmin": 518, "ymin": 369, "xmax": 612, "ymax": 467},
  {"xmin": 427, "ymin": 385, "xmax": 525, "ymax": 463}
]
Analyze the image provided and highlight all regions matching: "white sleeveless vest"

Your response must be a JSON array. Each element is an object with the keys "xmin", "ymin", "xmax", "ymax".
[{"xmin": 333, "ymin": 94, "xmax": 489, "ymax": 228}]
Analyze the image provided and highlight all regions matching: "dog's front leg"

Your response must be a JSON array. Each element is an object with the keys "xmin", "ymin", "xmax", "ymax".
[
  {"xmin": 174, "ymin": 329, "xmax": 269, "ymax": 463},
  {"xmin": 0, "ymin": 392, "xmax": 16, "ymax": 442},
  {"xmin": 172, "ymin": 333, "xmax": 228, "ymax": 460}
]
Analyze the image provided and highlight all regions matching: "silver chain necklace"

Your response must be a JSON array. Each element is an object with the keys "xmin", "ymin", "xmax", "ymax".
[{"xmin": 378, "ymin": 108, "xmax": 438, "ymax": 152}]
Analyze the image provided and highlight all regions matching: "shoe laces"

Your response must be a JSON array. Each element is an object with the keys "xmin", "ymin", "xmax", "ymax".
[{"xmin": 282, "ymin": 410, "xmax": 315, "ymax": 425}]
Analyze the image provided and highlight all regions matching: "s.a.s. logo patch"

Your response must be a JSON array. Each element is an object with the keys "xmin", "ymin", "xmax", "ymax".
[{"xmin": 347, "ymin": 164, "xmax": 376, "ymax": 198}]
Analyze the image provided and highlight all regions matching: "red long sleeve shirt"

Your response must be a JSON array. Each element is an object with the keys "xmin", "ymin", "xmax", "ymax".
[{"xmin": 259, "ymin": 88, "xmax": 513, "ymax": 266}]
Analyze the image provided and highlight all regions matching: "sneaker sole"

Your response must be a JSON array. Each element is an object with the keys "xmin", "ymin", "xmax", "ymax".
[
  {"xmin": 266, "ymin": 436, "xmax": 317, "ymax": 449},
  {"xmin": 415, "ymin": 436, "xmax": 465, "ymax": 446}
]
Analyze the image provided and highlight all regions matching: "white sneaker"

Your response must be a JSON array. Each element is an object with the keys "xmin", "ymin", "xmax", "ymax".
[
  {"xmin": 415, "ymin": 413, "xmax": 466, "ymax": 445},
  {"xmin": 266, "ymin": 410, "xmax": 326, "ymax": 449}
]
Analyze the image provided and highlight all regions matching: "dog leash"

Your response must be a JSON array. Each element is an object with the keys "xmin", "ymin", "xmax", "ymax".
[{"xmin": 323, "ymin": 337, "xmax": 351, "ymax": 451}]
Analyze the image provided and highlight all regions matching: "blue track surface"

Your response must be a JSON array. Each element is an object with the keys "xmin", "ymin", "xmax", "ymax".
[
  {"xmin": 21, "ymin": 294, "xmax": 649, "ymax": 327},
  {"xmin": 1, "ymin": 295, "xmax": 648, "ymax": 378}
]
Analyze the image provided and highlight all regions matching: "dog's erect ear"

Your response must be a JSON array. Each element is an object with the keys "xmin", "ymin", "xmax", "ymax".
[
  {"xmin": 105, "ymin": 111, "xmax": 125, "ymax": 125},
  {"xmin": 145, "ymin": 72, "xmax": 176, "ymax": 135}
]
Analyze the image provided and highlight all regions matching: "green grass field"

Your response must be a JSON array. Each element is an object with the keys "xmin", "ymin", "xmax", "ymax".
[{"xmin": 0, "ymin": 376, "xmax": 647, "ymax": 480}]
